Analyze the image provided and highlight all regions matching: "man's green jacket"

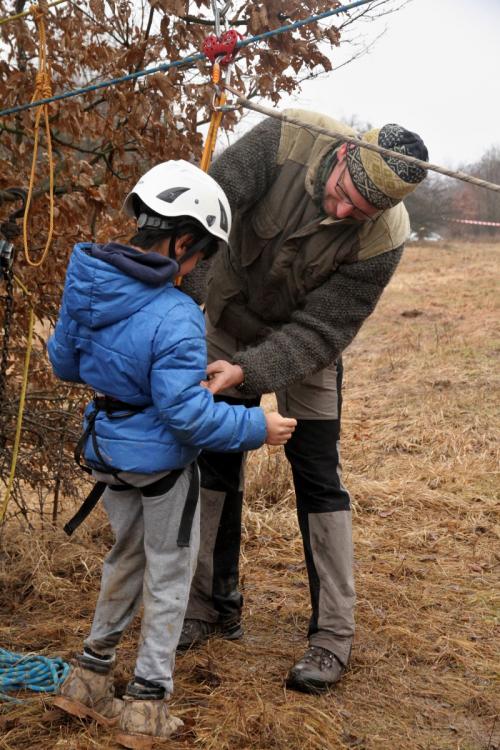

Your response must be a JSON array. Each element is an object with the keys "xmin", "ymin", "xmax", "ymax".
[{"xmin": 184, "ymin": 110, "xmax": 409, "ymax": 396}]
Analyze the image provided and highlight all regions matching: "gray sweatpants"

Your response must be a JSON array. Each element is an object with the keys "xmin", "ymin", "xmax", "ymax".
[{"xmin": 84, "ymin": 465, "xmax": 200, "ymax": 693}]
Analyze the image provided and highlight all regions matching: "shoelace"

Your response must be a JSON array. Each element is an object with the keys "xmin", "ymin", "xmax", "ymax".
[{"xmin": 302, "ymin": 646, "xmax": 336, "ymax": 670}]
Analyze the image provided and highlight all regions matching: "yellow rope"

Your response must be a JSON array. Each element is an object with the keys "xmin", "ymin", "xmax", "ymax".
[
  {"xmin": 176, "ymin": 62, "xmax": 227, "ymax": 287},
  {"xmin": 199, "ymin": 62, "xmax": 226, "ymax": 173},
  {"xmin": 199, "ymin": 95, "xmax": 226, "ymax": 173},
  {"xmin": 23, "ymin": 2, "xmax": 55, "ymax": 268},
  {"xmin": 0, "ymin": 278, "xmax": 35, "ymax": 523},
  {"xmin": 0, "ymin": 4, "xmax": 54, "ymax": 516},
  {"xmin": 0, "ymin": 0, "xmax": 67, "ymax": 26}
]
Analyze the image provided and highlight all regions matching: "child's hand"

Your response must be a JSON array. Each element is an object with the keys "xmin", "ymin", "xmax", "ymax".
[{"xmin": 264, "ymin": 412, "xmax": 297, "ymax": 445}]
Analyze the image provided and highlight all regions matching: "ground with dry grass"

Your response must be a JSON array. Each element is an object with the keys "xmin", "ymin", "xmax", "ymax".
[{"xmin": 0, "ymin": 241, "xmax": 498, "ymax": 749}]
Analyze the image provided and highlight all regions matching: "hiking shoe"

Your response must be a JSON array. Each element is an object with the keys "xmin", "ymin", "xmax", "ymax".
[
  {"xmin": 285, "ymin": 645, "xmax": 345, "ymax": 694},
  {"xmin": 115, "ymin": 696, "xmax": 183, "ymax": 750},
  {"xmin": 177, "ymin": 618, "xmax": 243, "ymax": 650},
  {"xmin": 53, "ymin": 657, "xmax": 122, "ymax": 727}
]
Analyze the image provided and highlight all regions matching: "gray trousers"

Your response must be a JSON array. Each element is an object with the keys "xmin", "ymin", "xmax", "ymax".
[
  {"xmin": 85, "ymin": 465, "xmax": 200, "ymax": 693},
  {"xmin": 185, "ymin": 322, "xmax": 355, "ymax": 666}
]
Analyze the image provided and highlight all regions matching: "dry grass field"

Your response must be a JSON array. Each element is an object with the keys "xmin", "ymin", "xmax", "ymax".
[{"xmin": 0, "ymin": 241, "xmax": 498, "ymax": 749}]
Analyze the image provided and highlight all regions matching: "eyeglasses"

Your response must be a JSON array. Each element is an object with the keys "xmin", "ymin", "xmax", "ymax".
[{"xmin": 335, "ymin": 164, "xmax": 382, "ymax": 223}]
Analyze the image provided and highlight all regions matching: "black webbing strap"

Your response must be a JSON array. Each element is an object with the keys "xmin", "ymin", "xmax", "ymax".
[
  {"xmin": 68, "ymin": 395, "xmax": 145, "ymax": 535},
  {"xmin": 74, "ymin": 397, "xmax": 145, "ymax": 479},
  {"xmin": 64, "ymin": 481, "xmax": 107, "ymax": 536},
  {"xmin": 177, "ymin": 463, "xmax": 200, "ymax": 547},
  {"xmin": 64, "ymin": 463, "xmax": 199, "ymax": 542},
  {"xmin": 63, "ymin": 479, "xmax": 131, "ymax": 537},
  {"xmin": 73, "ymin": 408, "xmax": 97, "ymax": 475}
]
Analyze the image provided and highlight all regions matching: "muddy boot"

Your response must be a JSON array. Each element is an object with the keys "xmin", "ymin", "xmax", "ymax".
[
  {"xmin": 115, "ymin": 678, "xmax": 183, "ymax": 750},
  {"xmin": 53, "ymin": 651, "xmax": 122, "ymax": 727},
  {"xmin": 177, "ymin": 617, "xmax": 243, "ymax": 650},
  {"xmin": 285, "ymin": 645, "xmax": 346, "ymax": 694}
]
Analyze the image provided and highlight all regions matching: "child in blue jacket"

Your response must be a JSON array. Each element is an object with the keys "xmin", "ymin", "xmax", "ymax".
[{"xmin": 48, "ymin": 160, "xmax": 296, "ymax": 749}]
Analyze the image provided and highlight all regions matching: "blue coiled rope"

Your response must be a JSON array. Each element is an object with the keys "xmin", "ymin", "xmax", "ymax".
[{"xmin": 0, "ymin": 648, "xmax": 70, "ymax": 702}]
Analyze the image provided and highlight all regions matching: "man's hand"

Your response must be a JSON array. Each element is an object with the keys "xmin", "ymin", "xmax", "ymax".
[
  {"xmin": 203, "ymin": 360, "xmax": 245, "ymax": 394},
  {"xmin": 264, "ymin": 413, "xmax": 297, "ymax": 446}
]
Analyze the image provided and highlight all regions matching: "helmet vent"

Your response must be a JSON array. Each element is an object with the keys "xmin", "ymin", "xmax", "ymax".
[
  {"xmin": 206, "ymin": 215, "xmax": 215, "ymax": 227},
  {"xmin": 219, "ymin": 200, "xmax": 228, "ymax": 232},
  {"xmin": 156, "ymin": 187, "xmax": 189, "ymax": 203}
]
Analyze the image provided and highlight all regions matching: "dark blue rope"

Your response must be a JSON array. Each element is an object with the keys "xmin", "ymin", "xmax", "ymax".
[
  {"xmin": 0, "ymin": 0, "xmax": 372, "ymax": 118},
  {"xmin": 0, "ymin": 648, "xmax": 70, "ymax": 702}
]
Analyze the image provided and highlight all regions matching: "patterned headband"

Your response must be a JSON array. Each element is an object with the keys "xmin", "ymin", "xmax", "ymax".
[{"xmin": 346, "ymin": 124, "xmax": 429, "ymax": 210}]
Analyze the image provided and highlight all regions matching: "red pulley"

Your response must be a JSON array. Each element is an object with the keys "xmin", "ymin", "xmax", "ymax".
[{"xmin": 202, "ymin": 29, "xmax": 242, "ymax": 65}]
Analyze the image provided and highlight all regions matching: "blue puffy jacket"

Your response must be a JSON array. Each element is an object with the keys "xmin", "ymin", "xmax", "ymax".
[{"xmin": 48, "ymin": 242, "xmax": 266, "ymax": 473}]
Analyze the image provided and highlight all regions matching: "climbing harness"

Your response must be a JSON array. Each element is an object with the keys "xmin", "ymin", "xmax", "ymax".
[
  {"xmin": 22, "ymin": 0, "xmax": 55, "ymax": 267},
  {"xmin": 65, "ymin": 395, "xmax": 199, "ymax": 547},
  {"xmin": 73, "ymin": 395, "xmax": 146, "ymax": 481},
  {"xmin": 0, "ymin": 648, "xmax": 69, "ymax": 702}
]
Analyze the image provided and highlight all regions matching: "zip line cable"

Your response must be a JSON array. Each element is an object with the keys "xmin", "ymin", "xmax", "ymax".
[
  {"xmin": 221, "ymin": 86, "xmax": 500, "ymax": 195},
  {"xmin": 2, "ymin": 0, "xmax": 497, "ymax": 194},
  {"xmin": 0, "ymin": 0, "xmax": 373, "ymax": 118}
]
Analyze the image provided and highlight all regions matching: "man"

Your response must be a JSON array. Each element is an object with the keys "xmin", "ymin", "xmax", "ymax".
[{"xmin": 180, "ymin": 110, "xmax": 428, "ymax": 694}]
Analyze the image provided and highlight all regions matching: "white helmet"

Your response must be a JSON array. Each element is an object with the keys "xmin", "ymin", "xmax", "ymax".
[{"xmin": 123, "ymin": 160, "xmax": 231, "ymax": 244}]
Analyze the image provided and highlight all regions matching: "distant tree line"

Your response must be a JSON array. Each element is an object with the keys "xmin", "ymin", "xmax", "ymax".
[{"xmin": 405, "ymin": 146, "xmax": 500, "ymax": 240}]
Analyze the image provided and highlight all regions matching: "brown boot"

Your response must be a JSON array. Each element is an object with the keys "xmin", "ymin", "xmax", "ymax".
[
  {"xmin": 285, "ymin": 645, "xmax": 346, "ymax": 694},
  {"xmin": 53, "ymin": 654, "xmax": 122, "ymax": 727},
  {"xmin": 116, "ymin": 683, "xmax": 183, "ymax": 750}
]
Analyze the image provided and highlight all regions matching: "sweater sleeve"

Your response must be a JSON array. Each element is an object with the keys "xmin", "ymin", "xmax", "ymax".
[
  {"xmin": 179, "ymin": 256, "xmax": 212, "ymax": 306},
  {"xmin": 208, "ymin": 117, "xmax": 282, "ymax": 213},
  {"xmin": 181, "ymin": 117, "xmax": 282, "ymax": 305},
  {"xmin": 232, "ymin": 246, "xmax": 404, "ymax": 395}
]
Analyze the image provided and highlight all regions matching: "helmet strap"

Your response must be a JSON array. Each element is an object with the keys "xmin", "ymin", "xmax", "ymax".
[
  {"xmin": 168, "ymin": 230, "xmax": 178, "ymax": 261},
  {"xmin": 176, "ymin": 234, "xmax": 213, "ymax": 267},
  {"xmin": 137, "ymin": 212, "xmax": 177, "ymax": 232}
]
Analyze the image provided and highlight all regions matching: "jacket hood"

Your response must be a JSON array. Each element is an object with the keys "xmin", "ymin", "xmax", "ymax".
[{"xmin": 64, "ymin": 242, "xmax": 176, "ymax": 329}]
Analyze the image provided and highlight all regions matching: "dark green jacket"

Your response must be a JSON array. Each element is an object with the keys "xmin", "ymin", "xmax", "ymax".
[{"xmin": 183, "ymin": 111, "xmax": 406, "ymax": 396}]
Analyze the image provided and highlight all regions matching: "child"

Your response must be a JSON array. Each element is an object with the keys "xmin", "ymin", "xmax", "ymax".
[{"xmin": 48, "ymin": 160, "xmax": 296, "ymax": 749}]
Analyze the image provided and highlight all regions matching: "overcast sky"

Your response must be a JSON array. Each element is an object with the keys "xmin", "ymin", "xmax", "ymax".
[{"xmin": 231, "ymin": 0, "xmax": 500, "ymax": 170}]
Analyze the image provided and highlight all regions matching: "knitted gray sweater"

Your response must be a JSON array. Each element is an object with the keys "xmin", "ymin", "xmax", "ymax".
[{"xmin": 182, "ymin": 118, "xmax": 403, "ymax": 396}]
